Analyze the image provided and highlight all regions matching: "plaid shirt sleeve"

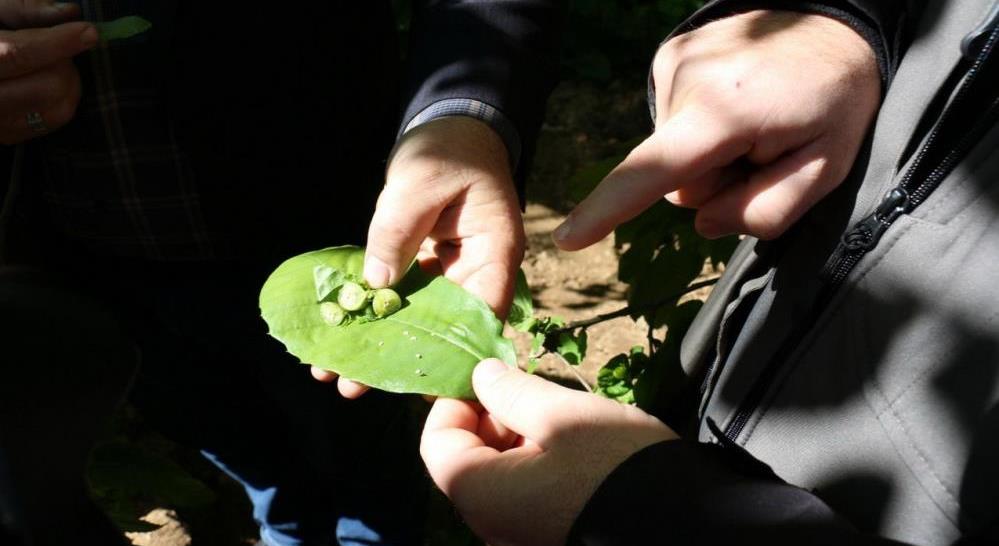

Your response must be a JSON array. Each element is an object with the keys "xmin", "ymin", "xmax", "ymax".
[{"xmin": 401, "ymin": 99, "xmax": 522, "ymax": 171}]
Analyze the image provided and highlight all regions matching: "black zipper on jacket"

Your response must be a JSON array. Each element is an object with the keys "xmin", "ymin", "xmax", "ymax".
[{"xmin": 723, "ymin": 23, "xmax": 999, "ymax": 443}]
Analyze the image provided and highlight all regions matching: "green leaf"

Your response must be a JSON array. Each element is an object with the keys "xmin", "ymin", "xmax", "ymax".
[
  {"xmin": 313, "ymin": 265, "xmax": 346, "ymax": 302},
  {"xmin": 508, "ymin": 269, "xmax": 535, "ymax": 332},
  {"xmin": 700, "ymin": 234, "xmax": 740, "ymax": 268},
  {"xmin": 595, "ymin": 353, "xmax": 635, "ymax": 404},
  {"xmin": 614, "ymin": 201, "xmax": 692, "ymax": 248},
  {"xmin": 526, "ymin": 357, "xmax": 540, "ymax": 374},
  {"xmin": 651, "ymin": 299, "xmax": 704, "ymax": 334},
  {"xmin": 628, "ymin": 245, "xmax": 703, "ymax": 325},
  {"xmin": 530, "ymin": 331, "xmax": 546, "ymax": 355},
  {"xmin": 96, "ymin": 15, "xmax": 152, "ymax": 42},
  {"xmin": 260, "ymin": 246, "xmax": 517, "ymax": 399},
  {"xmin": 633, "ymin": 304, "xmax": 700, "ymax": 412},
  {"xmin": 633, "ymin": 338, "xmax": 687, "ymax": 412},
  {"xmin": 555, "ymin": 330, "xmax": 587, "ymax": 365}
]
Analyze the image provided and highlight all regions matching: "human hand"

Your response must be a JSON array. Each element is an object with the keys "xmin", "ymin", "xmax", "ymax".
[
  {"xmin": 554, "ymin": 10, "xmax": 881, "ymax": 248},
  {"xmin": 0, "ymin": 2, "xmax": 96, "ymax": 145},
  {"xmin": 421, "ymin": 359, "xmax": 677, "ymax": 546},
  {"xmin": 312, "ymin": 116, "xmax": 525, "ymax": 398}
]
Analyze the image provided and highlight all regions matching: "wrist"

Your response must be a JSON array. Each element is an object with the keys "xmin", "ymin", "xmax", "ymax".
[
  {"xmin": 401, "ymin": 99, "xmax": 521, "ymax": 170},
  {"xmin": 390, "ymin": 116, "xmax": 513, "ymax": 186}
]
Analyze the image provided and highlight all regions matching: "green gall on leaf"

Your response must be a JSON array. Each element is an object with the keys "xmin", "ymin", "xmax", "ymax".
[
  {"xmin": 96, "ymin": 16, "xmax": 152, "ymax": 42},
  {"xmin": 372, "ymin": 288, "xmax": 402, "ymax": 317},
  {"xmin": 319, "ymin": 302, "xmax": 346, "ymax": 326},
  {"xmin": 337, "ymin": 281, "xmax": 368, "ymax": 311},
  {"xmin": 596, "ymin": 353, "xmax": 636, "ymax": 404}
]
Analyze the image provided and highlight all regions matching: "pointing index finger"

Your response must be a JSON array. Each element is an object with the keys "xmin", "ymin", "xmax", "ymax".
[{"xmin": 554, "ymin": 108, "xmax": 750, "ymax": 251}]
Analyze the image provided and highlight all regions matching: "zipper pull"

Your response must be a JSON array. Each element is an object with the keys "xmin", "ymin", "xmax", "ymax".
[
  {"xmin": 962, "ymin": 2, "xmax": 999, "ymax": 60},
  {"xmin": 842, "ymin": 187, "xmax": 910, "ymax": 251}
]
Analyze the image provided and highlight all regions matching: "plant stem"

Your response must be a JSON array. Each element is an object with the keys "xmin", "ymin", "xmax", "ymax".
[
  {"xmin": 553, "ymin": 276, "xmax": 720, "ymax": 334},
  {"xmin": 554, "ymin": 351, "xmax": 593, "ymax": 393},
  {"xmin": 530, "ymin": 348, "xmax": 593, "ymax": 392}
]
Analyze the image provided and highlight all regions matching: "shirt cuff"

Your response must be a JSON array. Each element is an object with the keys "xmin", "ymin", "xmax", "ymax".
[{"xmin": 401, "ymin": 98, "xmax": 522, "ymax": 171}]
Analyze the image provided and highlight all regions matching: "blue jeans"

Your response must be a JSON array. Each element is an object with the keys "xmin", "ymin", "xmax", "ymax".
[{"xmin": 0, "ymin": 262, "xmax": 427, "ymax": 546}]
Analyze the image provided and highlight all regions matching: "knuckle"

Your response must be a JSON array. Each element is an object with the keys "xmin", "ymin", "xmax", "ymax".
[
  {"xmin": 652, "ymin": 40, "xmax": 680, "ymax": 82},
  {"xmin": 747, "ymin": 205, "xmax": 792, "ymax": 240}
]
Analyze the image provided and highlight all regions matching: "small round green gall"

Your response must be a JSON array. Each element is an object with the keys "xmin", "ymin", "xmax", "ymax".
[
  {"xmin": 337, "ymin": 281, "xmax": 368, "ymax": 311},
  {"xmin": 372, "ymin": 288, "xmax": 402, "ymax": 317},
  {"xmin": 319, "ymin": 302, "xmax": 346, "ymax": 326}
]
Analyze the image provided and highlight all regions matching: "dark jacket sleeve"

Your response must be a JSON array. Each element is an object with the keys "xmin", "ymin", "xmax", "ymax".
[
  {"xmin": 401, "ymin": 0, "xmax": 564, "ymax": 184},
  {"xmin": 665, "ymin": 0, "xmax": 920, "ymax": 86},
  {"xmin": 566, "ymin": 432, "xmax": 911, "ymax": 546}
]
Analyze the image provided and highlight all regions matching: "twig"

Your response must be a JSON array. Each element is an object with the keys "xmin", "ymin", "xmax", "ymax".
[
  {"xmin": 530, "ymin": 347, "xmax": 594, "ymax": 392},
  {"xmin": 553, "ymin": 276, "xmax": 720, "ymax": 334},
  {"xmin": 553, "ymin": 351, "xmax": 593, "ymax": 393}
]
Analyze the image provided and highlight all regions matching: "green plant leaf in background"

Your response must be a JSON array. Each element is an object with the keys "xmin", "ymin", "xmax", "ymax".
[
  {"xmin": 633, "ymin": 302, "xmax": 701, "ymax": 413},
  {"xmin": 508, "ymin": 269, "xmax": 536, "ymax": 332},
  {"xmin": 596, "ymin": 353, "xmax": 635, "ymax": 403},
  {"xmin": 96, "ymin": 15, "xmax": 152, "ymax": 42},
  {"xmin": 555, "ymin": 330, "xmax": 587, "ymax": 365},
  {"xmin": 260, "ymin": 246, "xmax": 517, "ymax": 399}
]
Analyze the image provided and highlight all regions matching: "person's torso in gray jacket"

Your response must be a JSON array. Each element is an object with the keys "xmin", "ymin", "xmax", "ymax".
[{"xmin": 684, "ymin": 1, "xmax": 999, "ymax": 543}]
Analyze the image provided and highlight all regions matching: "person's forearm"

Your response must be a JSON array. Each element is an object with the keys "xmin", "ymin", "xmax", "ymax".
[{"xmin": 567, "ymin": 438, "xmax": 911, "ymax": 546}]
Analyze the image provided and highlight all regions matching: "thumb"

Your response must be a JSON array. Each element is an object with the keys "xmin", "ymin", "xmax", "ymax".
[
  {"xmin": 0, "ymin": 2, "xmax": 80, "ymax": 29},
  {"xmin": 553, "ymin": 109, "xmax": 748, "ymax": 251},
  {"xmin": 363, "ymin": 173, "xmax": 448, "ymax": 288},
  {"xmin": 472, "ymin": 359, "xmax": 581, "ymax": 446}
]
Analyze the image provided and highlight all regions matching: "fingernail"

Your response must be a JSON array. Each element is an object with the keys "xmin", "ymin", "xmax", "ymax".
[
  {"xmin": 80, "ymin": 25, "xmax": 98, "ymax": 47},
  {"xmin": 474, "ymin": 359, "xmax": 508, "ymax": 384},
  {"xmin": 664, "ymin": 191, "xmax": 680, "ymax": 205},
  {"xmin": 44, "ymin": 2, "xmax": 76, "ymax": 15},
  {"xmin": 553, "ymin": 214, "xmax": 573, "ymax": 244},
  {"xmin": 364, "ymin": 256, "xmax": 391, "ymax": 288}
]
